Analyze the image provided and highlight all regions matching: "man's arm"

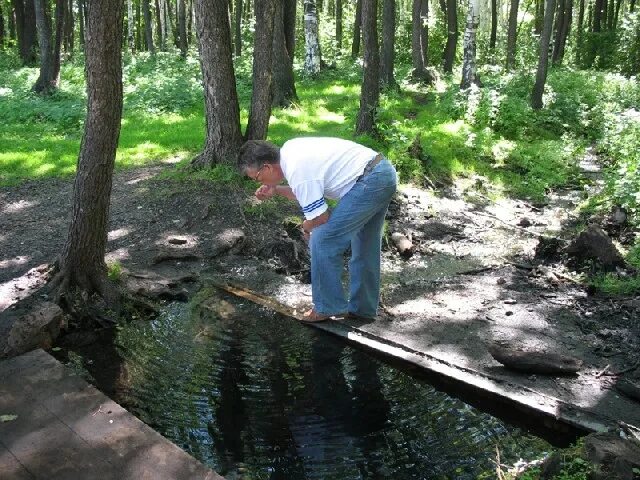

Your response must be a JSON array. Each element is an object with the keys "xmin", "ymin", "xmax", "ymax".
[
  {"xmin": 274, "ymin": 185, "xmax": 296, "ymax": 200},
  {"xmin": 302, "ymin": 211, "xmax": 329, "ymax": 233}
]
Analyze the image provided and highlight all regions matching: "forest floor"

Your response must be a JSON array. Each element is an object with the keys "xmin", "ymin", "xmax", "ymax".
[{"xmin": 1, "ymin": 154, "xmax": 640, "ymax": 440}]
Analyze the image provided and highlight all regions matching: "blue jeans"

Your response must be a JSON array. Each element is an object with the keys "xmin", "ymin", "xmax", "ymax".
[{"xmin": 309, "ymin": 159, "xmax": 397, "ymax": 317}]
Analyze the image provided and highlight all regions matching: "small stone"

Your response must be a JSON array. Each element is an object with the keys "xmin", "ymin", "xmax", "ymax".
[
  {"xmin": 504, "ymin": 299, "xmax": 517, "ymax": 304},
  {"xmin": 497, "ymin": 277, "xmax": 506, "ymax": 285},
  {"xmin": 505, "ymin": 310, "xmax": 514, "ymax": 316}
]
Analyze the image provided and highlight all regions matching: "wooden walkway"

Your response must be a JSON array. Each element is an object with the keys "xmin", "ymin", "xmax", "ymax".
[{"xmin": 0, "ymin": 349, "xmax": 223, "ymax": 480}]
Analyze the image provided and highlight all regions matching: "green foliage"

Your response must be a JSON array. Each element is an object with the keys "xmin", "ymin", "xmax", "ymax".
[{"xmin": 107, "ymin": 261, "xmax": 123, "ymax": 282}]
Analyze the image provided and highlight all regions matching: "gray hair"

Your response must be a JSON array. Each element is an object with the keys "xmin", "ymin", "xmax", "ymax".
[{"xmin": 237, "ymin": 140, "xmax": 280, "ymax": 172}]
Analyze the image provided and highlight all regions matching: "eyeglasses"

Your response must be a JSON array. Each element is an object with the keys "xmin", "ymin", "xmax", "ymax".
[{"xmin": 252, "ymin": 164, "xmax": 267, "ymax": 182}]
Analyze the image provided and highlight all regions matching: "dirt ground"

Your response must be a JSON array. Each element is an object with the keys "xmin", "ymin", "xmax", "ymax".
[{"xmin": 1, "ymin": 155, "xmax": 639, "ymax": 438}]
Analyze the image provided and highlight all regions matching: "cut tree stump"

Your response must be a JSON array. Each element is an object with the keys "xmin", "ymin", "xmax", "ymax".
[{"xmin": 488, "ymin": 343, "xmax": 583, "ymax": 375}]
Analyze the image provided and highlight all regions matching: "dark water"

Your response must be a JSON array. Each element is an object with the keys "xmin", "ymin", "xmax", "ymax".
[{"xmin": 59, "ymin": 297, "xmax": 555, "ymax": 480}]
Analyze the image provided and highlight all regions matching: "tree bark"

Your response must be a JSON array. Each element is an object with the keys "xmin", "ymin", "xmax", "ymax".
[
  {"xmin": 127, "ymin": 0, "xmax": 135, "ymax": 52},
  {"xmin": 460, "ymin": 0, "xmax": 480, "ymax": 89},
  {"xmin": 490, "ymin": 0, "xmax": 497, "ymax": 49},
  {"xmin": 9, "ymin": 4, "xmax": 16, "ymax": 42},
  {"xmin": 55, "ymin": 0, "xmax": 124, "ymax": 310},
  {"xmin": 192, "ymin": 0, "xmax": 242, "ymax": 167},
  {"xmin": 411, "ymin": 0, "xmax": 434, "ymax": 82},
  {"xmin": 33, "ymin": 0, "xmax": 57, "ymax": 93},
  {"xmin": 246, "ymin": 0, "xmax": 275, "ymax": 140},
  {"xmin": 607, "ymin": 0, "xmax": 615, "ymax": 29},
  {"xmin": 284, "ymin": 0, "xmax": 295, "ymax": 59},
  {"xmin": 355, "ymin": 0, "xmax": 379, "ymax": 135},
  {"xmin": 64, "ymin": 0, "xmax": 74, "ymax": 54},
  {"xmin": 0, "ymin": 3, "xmax": 5, "ymax": 47},
  {"xmin": 155, "ymin": 0, "xmax": 164, "ymax": 49},
  {"xmin": 613, "ymin": 0, "xmax": 622, "ymax": 29},
  {"xmin": 443, "ymin": 0, "xmax": 458, "ymax": 73},
  {"xmin": 143, "ymin": 0, "xmax": 155, "ymax": 53},
  {"xmin": 234, "ymin": 0, "xmax": 242, "ymax": 56},
  {"xmin": 381, "ymin": 0, "xmax": 396, "ymax": 88},
  {"xmin": 304, "ymin": 0, "xmax": 321, "ymax": 75},
  {"xmin": 552, "ymin": 0, "xmax": 572, "ymax": 64},
  {"xmin": 336, "ymin": 0, "xmax": 342, "ymax": 51},
  {"xmin": 78, "ymin": 0, "xmax": 85, "ymax": 45},
  {"xmin": 351, "ymin": 0, "xmax": 362, "ymax": 58},
  {"xmin": 505, "ymin": 0, "xmax": 520, "ymax": 69},
  {"xmin": 534, "ymin": 0, "xmax": 544, "ymax": 34},
  {"xmin": 272, "ymin": 0, "xmax": 298, "ymax": 107},
  {"xmin": 531, "ymin": 0, "xmax": 556, "ymax": 109},
  {"xmin": 52, "ymin": 0, "xmax": 64, "ymax": 80},
  {"xmin": 13, "ymin": 0, "xmax": 37, "ymax": 64},
  {"xmin": 179, "ymin": 0, "xmax": 187, "ymax": 56},
  {"xmin": 575, "ymin": 0, "xmax": 584, "ymax": 64},
  {"xmin": 593, "ymin": 0, "xmax": 603, "ymax": 31}
]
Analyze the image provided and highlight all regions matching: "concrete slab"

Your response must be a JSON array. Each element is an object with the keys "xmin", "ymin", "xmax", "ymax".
[{"xmin": 0, "ymin": 349, "xmax": 223, "ymax": 480}]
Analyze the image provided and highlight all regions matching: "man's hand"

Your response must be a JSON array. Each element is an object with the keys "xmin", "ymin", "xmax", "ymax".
[{"xmin": 255, "ymin": 184, "xmax": 276, "ymax": 200}]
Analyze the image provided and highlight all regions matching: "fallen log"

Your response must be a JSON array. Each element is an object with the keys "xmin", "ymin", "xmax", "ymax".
[{"xmin": 488, "ymin": 343, "xmax": 582, "ymax": 375}]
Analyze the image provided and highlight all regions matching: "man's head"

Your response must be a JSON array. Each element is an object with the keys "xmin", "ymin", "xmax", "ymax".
[{"xmin": 238, "ymin": 140, "xmax": 283, "ymax": 185}]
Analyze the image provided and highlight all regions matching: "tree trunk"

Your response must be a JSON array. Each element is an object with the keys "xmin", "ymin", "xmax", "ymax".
[
  {"xmin": 127, "ymin": 0, "xmax": 135, "ymax": 52},
  {"xmin": 607, "ymin": 0, "xmax": 615, "ymax": 29},
  {"xmin": 192, "ymin": 0, "xmax": 242, "ymax": 167},
  {"xmin": 9, "ymin": 4, "xmax": 16, "ymax": 42},
  {"xmin": 355, "ymin": 0, "xmax": 379, "ymax": 135},
  {"xmin": 55, "ymin": 0, "xmax": 124, "ymax": 311},
  {"xmin": 143, "ymin": 0, "xmax": 155, "ymax": 53},
  {"xmin": 284, "ymin": 0, "xmax": 295, "ymax": 59},
  {"xmin": 234, "ymin": 0, "xmax": 242, "ymax": 56},
  {"xmin": 531, "ymin": 0, "xmax": 556, "ymax": 109},
  {"xmin": 593, "ymin": 0, "xmax": 602, "ymax": 31},
  {"xmin": 381, "ymin": 0, "xmax": 396, "ymax": 88},
  {"xmin": 534, "ymin": 0, "xmax": 544, "ymax": 34},
  {"xmin": 575, "ymin": 0, "xmax": 584, "ymax": 64},
  {"xmin": 0, "ymin": 3, "xmax": 5, "ymax": 48},
  {"xmin": 613, "ymin": 0, "xmax": 622, "ymax": 28},
  {"xmin": 165, "ymin": 0, "xmax": 175, "ymax": 47},
  {"xmin": 602, "ymin": 0, "xmax": 609, "ymax": 29},
  {"xmin": 272, "ymin": 0, "xmax": 298, "ymax": 107},
  {"xmin": 411, "ymin": 0, "xmax": 434, "ymax": 82},
  {"xmin": 490, "ymin": 0, "xmax": 497, "ymax": 49},
  {"xmin": 351, "ymin": 0, "xmax": 362, "ymax": 58},
  {"xmin": 460, "ymin": 0, "xmax": 480, "ymax": 89},
  {"xmin": 64, "ymin": 0, "xmax": 74, "ymax": 54},
  {"xmin": 78, "ymin": 0, "xmax": 85, "ymax": 45},
  {"xmin": 304, "ymin": 0, "xmax": 321, "ymax": 75},
  {"xmin": 33, "ymin": 0, "xmax": 57, "ymax": 93},
  {"xmin": 443, "ymin": 0, "xmax": 458, "ymax": 73},
  {"xmin": 52, "ymin": 0, "xmax": 64, "ymax": 80},
  {"xmin": 13, "ymin": 0, "xmax": 38, "ymax": 64},
  {"xmin": 188, "ymin": 0, "xmax": 194, "ymax": 41},
  {"xmin": 336, "ymin": 0, "xmax": 342, "ymax": 51},
  {"xmin": 246, "ymin": 0, "xmax": 275, "ymax": 140},
  {"xmin": 136, "ymin": 0, "xmax": 142, "ymax": 50},
  {"xmin": 155, "ymin": 0, "xmax": 164, "ymax": 49},
  {"xmin": 553, "ymin": 0, "xmax": 572, "ymax": 64},
  {"xmin": 551, "ymin": 0, "xmax": 565, "ymax": 61},
  {"xmin": 179, "ymin": 0, "xmax": 187, "ymax": 56},
  {"xmin": 505, "ymin": 0, "xmax": 520, "ymax": 69}
]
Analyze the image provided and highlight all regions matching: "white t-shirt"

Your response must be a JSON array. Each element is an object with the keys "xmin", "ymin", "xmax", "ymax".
[{"xmin": 280, "ymin": 137, "xmax": 378, "ymax": 220}]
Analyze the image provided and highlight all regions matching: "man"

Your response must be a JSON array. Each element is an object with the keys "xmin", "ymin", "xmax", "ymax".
[{"xmin": 238, "ymin": 137, "xmax": 397, "ymax": 322}]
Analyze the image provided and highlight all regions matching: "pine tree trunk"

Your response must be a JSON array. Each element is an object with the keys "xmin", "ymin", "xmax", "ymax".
[
  {"xmin": 284, "ymin": 0, "xmax": 295, "ymax": 58},
  {"xmin": 78, "ymin": 0, "xmax": 85, "ymax": 45},
  {"xmin": 0, "ymin": 4, "xmax": 5, "ymax": 48},
  {"xmin": 165, "ymin": 0, "xmax": 175, "ymax": 47},
  {"xmin": 246, "ymin": 0, "xmax": 275, "ymax": 140},
  {"xmin": 127, "ymin": 0, "xmax": 135, "ymax": 52},
  {"xmin": 136, "ymin": 0, "xmax": 142, "ymax": 50},
  {"xmin": 336, "ymin": 0, "xmax": 342, "ymax": 51},
  {"xmin": 490, "ymin": 0, "xmax": 497, "ymax": 49},
  {"xmin": 534, "ymin": 0, "xmax": 544, "ymax": 34},
  {"xmin": 9, "ymin": 5, "xmax": 16, "ymax": 41},
  {"xmin": 56, "ymin": 0, "xmax": 124, "ymax": 308},
  {"xmin": 532, "ymin": 0, "xmax": 556, "ymax": 109},
  {"xmin": 552, "ymin": 0, "xmax": 565, "ymax": 62},
  {"xmin": 505, "ymin": 0, "xmax": 520, "ymax": 69},
  {"xmin": 355, "ymin": 0, "xmax": 379, "ymax": 135},
  {"xmin": 607, "ymin": 0, "xmax": 615, "ymax": 29},
  {"xmin": 381, "ymin": 0, "xmax": 396, "ymax": 88},
  {"xmin": 33, "ymin": 0, "xmax": 57, "ymax": 93},
  {"xmin": 179, "ymin": 0, "xmax": 187, "ymax": 56},
  {"xmin": 192, "ymin": 0, "xmax": 242, "ymax": 167},
  {"xmin": 443, "ymin": 0, "xmax": 457, "ymax": 72},
  {"xmin": 272, "ymin": 0, "xmax": 298, "ymax": 107},
  {"xmin": 52, "ymin": 0, "xmax": 64, "ymax": 80},
  {"xmin": 64, "ymin": 0, "xmax": 74, "ymax": 54},
  {"xmin": 304, "ymin": 0, "xmax": 321, "ymax": 75},
  {"xmin": 13, "ymin": 0, "xmax": 38, "ymax": 64},
  {"xmin": 411, "ymin": 0, "xmax": 434, "ymax": 82},
  {"xmin": 575, "ymin": 0, "xmax": 584, "ymax": 64},
  {"xmin": 593, "ymin": 0, "xmax": 602, "ymax": 31},
  {"xmin": 143, "ymin": 0, "xmax": 155, "ymax": 53},
  {"xmin": 155, "ymin": 0, "xmax": 165, "ymax": 49},
  {"xmin": 553, "ymin": 0, "xmax": 572, "ymax": 64},
  {"xmin": 460, "ymin": 0, "xmax": 480, "ymax": 89},
  {"xmin": 234, "ymin": 0, "xmax": 242, "ymax": 56},
  {"xmin": 351, "ymin": 0, "xmax": 362, "ymax": 58}
]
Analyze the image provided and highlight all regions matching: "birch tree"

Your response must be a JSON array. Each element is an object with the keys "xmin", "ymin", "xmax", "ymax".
[
  {"xmin": 460, "ymin": 0, "xmax": 481, "ymax": 88},
  {"xmin": 304, "ymin": 0, "xmax": 322, "ymax": 75}
]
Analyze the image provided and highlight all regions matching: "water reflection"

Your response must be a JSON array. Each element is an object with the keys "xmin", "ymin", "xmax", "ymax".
[{"xmin": 61, "ymin": 297, "xmax": 552, "ymax": 479}]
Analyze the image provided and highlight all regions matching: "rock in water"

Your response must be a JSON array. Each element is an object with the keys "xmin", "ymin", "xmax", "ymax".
[{"xmin": 488, "ymin": 343, "xmax": 583, "ymax": 375}]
